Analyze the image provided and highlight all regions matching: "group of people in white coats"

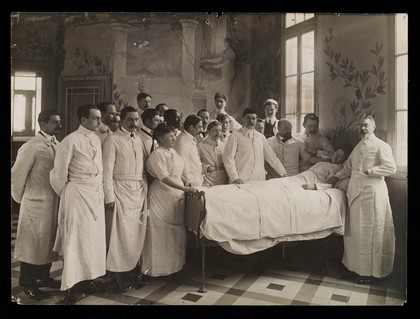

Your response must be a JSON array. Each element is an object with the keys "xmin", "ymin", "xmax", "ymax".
[{"xmin": 11, "ymin": 90, "xmax": 397, "ymax": 305}]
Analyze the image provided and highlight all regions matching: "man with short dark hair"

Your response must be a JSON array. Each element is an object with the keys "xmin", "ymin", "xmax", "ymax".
[
  {"xmin": 139, "ymin": 108, "xmax": 160, "ymax": 158},
  {"xmin": 103, "ymin": 106, "xmax": 147, "ymax": 293},
  {"xmin": 155, "ymin": 103, "xmax": 168, "ymax": 123},
  {"xmin": 12, "ymin": 110, "xmax": 62, "ymax": 300},
  {"xmin": 262, "ymin": 99, "xmax": 280, "ymax": 139},
  {"xmin": 136, "ymin": 92, "xmax": 152, "ymax": 113},
  {"xmin": 96, "ymin": 102, "xmax": 118, "ymax": 145},
  {"xmin": 196, "ymin": 108, "xmax": 210, "ymax": 143},
  {"xmin": 164, "ymin": 109, "xmax": 183, "ymax": 137},
  {"xmin": 174, "ymin": 114, "xmax": 205, "ymax": 187},
  {"xmin": 50, "ymin": 104, "xmax": 106, "ymax": 304},
  {"xmin": 223, "ymin": 108, "xmax": 287, "ymax": 184},
  {"xmin": 296, "ymin": 113, "xmax": 335, "ymax": 172}
]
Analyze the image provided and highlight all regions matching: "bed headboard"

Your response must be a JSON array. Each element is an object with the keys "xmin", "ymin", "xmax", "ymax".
[{"xmin": 184, "ymin": 191, "xmax": 206, "ymax": 237}]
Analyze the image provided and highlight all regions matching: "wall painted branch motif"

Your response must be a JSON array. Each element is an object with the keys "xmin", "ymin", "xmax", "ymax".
[{"xmin": 324, "ymin": 28, "xmax": 387, "ymax": 130}]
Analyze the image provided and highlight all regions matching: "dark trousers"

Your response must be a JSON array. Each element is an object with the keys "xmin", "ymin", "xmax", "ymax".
[
  {"xmin": 19, "ymin": 262, "xmax": 52, "ymax": 288},
  {"xmin": 105, "ymin": 208, "xmax": 113, "ymax": 254}
]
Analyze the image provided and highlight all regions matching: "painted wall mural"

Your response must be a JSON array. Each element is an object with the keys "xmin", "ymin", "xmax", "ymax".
[
  {"xmin": 317, "ymin": 15, "xmax": 390, "ymax": 149},
  {"xmin": 324, "ymin": 28, "xmax": 387, "ymax": 130},
  {"xmin": 11, "ymin": 14, "xmax": 59, "ymax": 61}
]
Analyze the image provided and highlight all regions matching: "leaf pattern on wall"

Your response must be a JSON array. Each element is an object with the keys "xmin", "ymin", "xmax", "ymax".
[{"xmin": 324, "ymin": 28, "xmax": 387, "ymax": 130}]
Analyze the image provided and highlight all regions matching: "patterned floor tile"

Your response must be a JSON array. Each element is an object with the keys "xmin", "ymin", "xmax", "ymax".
[{"xmin": 10, "ymin": 215, "xmax": 406, "ymax": 306}]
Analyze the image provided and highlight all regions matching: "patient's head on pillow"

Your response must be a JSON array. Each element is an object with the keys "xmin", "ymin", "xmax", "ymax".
[{"xmin": 331, "ymin": 143, "xmax": 353, "ymax": 164}]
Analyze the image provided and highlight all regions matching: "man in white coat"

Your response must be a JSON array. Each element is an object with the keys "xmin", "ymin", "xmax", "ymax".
[
  {"xmin": 328, "ymin": 115, "xmax": 396, "ymax": 284},
  {"xmin": 173, "ymin": 114, "xmax": 205, "ymax": 187},
  {"xmin": 223, "ymin": 108, "xmax": 287, "ymax": 184},
  {"xmin": 95, "ymin": 101, "xmax": 118, "ymax": 145},
  {"xmin": 262, "ymin": 99, "xmax": 280, "ymax": 139},
  {"xmin": 11, "ymin": 110, "xmax": 62, "ymax": 300},
  {"xmin": 102, "ymin": 106, "xmax": 148, "ymax": 293},
  {"xmin": 50, "ymin": 104, "xmax": 106, "ymax": 304}
]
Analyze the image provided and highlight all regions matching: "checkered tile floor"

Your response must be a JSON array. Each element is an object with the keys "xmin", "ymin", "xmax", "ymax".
[{"xmin": 11, "ymin": 214, "xmax": 407, "ymax": 306}]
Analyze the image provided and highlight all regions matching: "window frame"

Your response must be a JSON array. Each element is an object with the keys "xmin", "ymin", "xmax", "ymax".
[
  {"xmin": 11, "ymin": 71, "xmax": 43, "ymax": 141},
  {"xmin": 387, "ymin": 14, "xmax": 408, "ymax": 180},
  {"xmin": 280, "ymin": 15, "xmax": 316, "ymax": 135}
]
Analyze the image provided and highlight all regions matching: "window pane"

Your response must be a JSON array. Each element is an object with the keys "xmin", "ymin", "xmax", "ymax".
[
  {"xmin": 35, "ymin": 77, "xmax": 42, "ymax": 133},
  {"xmin": 396, "ymin": 111, "xmax": 407, "ymax": 167},
  {"xmin": 286, "ymin": 37, "xmax": 297, "ymax": 76},
  {"xmin": 294, "ymin": 13, "xmax": 305, "ymax": 25},
  {"xmin": 395, "ymin": 14, "xmax": 408, "ymax": 55},
  {"xmin": 285, "ymin": 76, "xmax": 297, "ymax": 114},
  {"xmin": 301, "ymin": 31, "xmax": 314, "ymax": 73},
  {"xmin": 285, "ymin": 13, "xmax": 314, "ymax": 28},
  {"xmin": 13, "ymin": 94, "xmax": 26, "ymax": 132},
  {"xmin": 301, "ymin": 73, "xmax": 314, "ymax": 113},
  {"xmin": 396, "ymin": 55, "xmax": 408, "ymax": 110},
  {"xmin": 285, "ymin": 114, "xmax": 297, "ymax": 136},
  {"xmin": 14, "ymin": 76, "xmax": 36, "ymax": 90},
  {"xmin": 285, "ymin": 13, "xmax": 296, "ymax": 28}
]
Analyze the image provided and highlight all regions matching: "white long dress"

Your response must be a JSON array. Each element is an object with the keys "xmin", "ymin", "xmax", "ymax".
[{"xmin": 140, "ymin": 146, "xmax": 187, "ymax": 276}]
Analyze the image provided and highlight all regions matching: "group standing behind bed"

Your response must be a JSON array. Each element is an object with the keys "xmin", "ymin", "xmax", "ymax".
[{"xmin": 11, "ymin": 91, "xmax": 396, "ymax": 305}]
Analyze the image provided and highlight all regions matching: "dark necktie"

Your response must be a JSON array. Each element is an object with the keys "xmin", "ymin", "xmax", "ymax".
[
  {"xmin": 264, "ymin": 121, "xmax": 274, "ymax": 138},
  {"xmin": 130, "ymin": 132, "xmax": 135, "ymax": 138}
]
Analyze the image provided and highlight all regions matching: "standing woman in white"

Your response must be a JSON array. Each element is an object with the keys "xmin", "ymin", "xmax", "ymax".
[{"xmin": 141, "ymin": 123, "xmax": 197, "ymax": 277}]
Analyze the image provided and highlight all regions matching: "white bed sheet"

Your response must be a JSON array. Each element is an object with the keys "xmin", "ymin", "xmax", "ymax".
[{"xmin": 196, "ymin": 171, "xmax": 347, "ymax": 254}]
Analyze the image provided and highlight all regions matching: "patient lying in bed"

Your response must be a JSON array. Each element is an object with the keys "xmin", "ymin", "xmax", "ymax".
[
  {"xmin": 193, "ymin": 147, "xmax": 353, "ymax": 255},
  {"xmin": 301, "ymin": 147, "xmax": 351, "ymax": 191}
]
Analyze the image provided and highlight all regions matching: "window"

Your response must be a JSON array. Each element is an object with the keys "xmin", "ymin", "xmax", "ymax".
[
  {"xmin": 11, "ymin": 71, "xmax": 42, "ymax": 138},
  {"xmin": 285, "ymin": 13, "xmax": 314, "ymax": 28},
  {"xmin": 392, "ymin": 14, "xmax": 408, "ymax": 176},
  {"xmin": 282, "ymin": 14, "xmax": 315, "ymax": 135}
]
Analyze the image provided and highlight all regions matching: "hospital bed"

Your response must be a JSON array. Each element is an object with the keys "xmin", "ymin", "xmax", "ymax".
[{"xmin": 184, "ymin": 173, "xmax": 347, "ymax": 293}]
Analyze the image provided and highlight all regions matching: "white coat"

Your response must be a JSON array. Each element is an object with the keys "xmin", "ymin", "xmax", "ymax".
[
  {"xmin": 335, "ymin": 133, "xmax": 396, "ymax": 278},
  {"xmin": 103, "ymin": 129, "xmax": 147, "ymax": 272},
  {"xmin": 11, "ymin": 132, "xmax": 59, "ymax": 265},
  {"xmin": 223, "ymin": 127, "xmax": 287, "ymax": 183},
  {"xmin": 50, "ymin": 126, "xmax": 106, "ymax": 290}
]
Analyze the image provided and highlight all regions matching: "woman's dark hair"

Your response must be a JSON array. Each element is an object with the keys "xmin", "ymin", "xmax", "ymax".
[
  {"xmin": 214, "ymin": 92, "xmax": 227, "ymax": 102},
  {"xmin": 153, "ymin": 123, "xmax": 175, "ymax": 141}
]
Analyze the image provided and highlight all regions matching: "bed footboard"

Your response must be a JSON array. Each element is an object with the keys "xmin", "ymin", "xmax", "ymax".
[{"xmin": 185, "ymin": 191, "xmax": 208, "ymax": 293}]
